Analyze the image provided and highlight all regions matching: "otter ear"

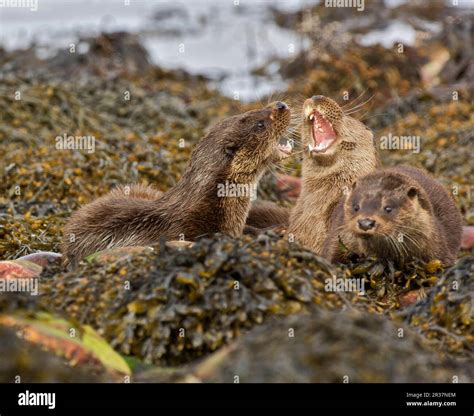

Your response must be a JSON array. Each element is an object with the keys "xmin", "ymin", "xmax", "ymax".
[{"xmin": 407, "ymin": 187, "xmax": 418, "ymax": 199}]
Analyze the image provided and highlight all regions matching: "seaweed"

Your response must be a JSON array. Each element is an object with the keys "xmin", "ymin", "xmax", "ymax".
[
  {"xmin": 137, "ymin": 307, "xmax": 472, "ymax": 383},
  {"xmin": 39, "ymin": 233, "xmax": 338, "ymax": 365},
  {"xmin": 399, "ymin": 256, "xmax": 473, "ymax": 358}
]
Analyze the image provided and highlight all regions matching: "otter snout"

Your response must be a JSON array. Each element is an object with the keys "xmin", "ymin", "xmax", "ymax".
[
  {"xmin": 269, "ymin": 101, "xmax": 289, "ymax": 116},
  {"xmin": 268, "ymin": 101, "xmax": 290, "ymax": 120},
  {"xmin": 358, "ymin": 218, "xmax": 376, "ymax": 231}
]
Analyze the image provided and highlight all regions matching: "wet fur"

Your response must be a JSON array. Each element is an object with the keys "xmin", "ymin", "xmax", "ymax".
[
  {"xmin": 321, "ymin": 166, "xmax": 463, "ymax": 266},
  {"xmin": 62, "ymin": 104, "xmax": 290, "ymax": 266},
  {"xmin": 288, "ymin": 96, "xmax": 379, "ymax": 253},
  {"xmin": 245, "ymin": 201, "xmax": 290, "ymax": 229}
]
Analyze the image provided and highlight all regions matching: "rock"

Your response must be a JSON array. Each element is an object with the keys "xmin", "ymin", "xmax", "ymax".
[
  {"xmin": 461, "ymin": 226, "xmax": 474, "ymax": 249},
  {"xmin": 400, "ymin": 256, "xmax": 474, "ymax": 358},
  {"xmin": 17, "ymin": 251, "xmax": 62, "ymax": 268},
  {"xmin": 46, "ymin": 32, "xmax": 153, "ymax": 79},
  {"xmin": 86, "ymin": 246, "xmax": 154, "ymax": 264},
  {"xmin": 40, "ymin": 234, "xmax": 342, "ymax": 366},
  {"xmin": 0, "ymin": 260, "xmax": 42, "ymax": 279},
  {"xmin": 0, "ymin": 312, "xmax": 130, "ymax": 379},
  {"xmin": 0, "ymin": 325, "xmax": 105, "ymax": 382},
  {"xmin": 0, "ymin": 252, "xmax": 61, "ymax": 280},
  {"xmin": 136, "ymin": 307, "xmax": 471, "ymax": 383},
  {"xmin": 398, "ymin": 289, "xmax": 426, "ymax": 308}
]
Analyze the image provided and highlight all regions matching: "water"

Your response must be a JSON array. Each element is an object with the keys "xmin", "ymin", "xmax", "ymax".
[
  {"xmin": 0, "ymin": 0, "xmax": 467, "ymax": 101},
  {"xmin": 0, "ymin": 0, "xmax": 316, "ymax": 100}
]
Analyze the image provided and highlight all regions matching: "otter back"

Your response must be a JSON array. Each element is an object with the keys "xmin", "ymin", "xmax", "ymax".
[{"xmin": 62, "ymin": 102, "xmax": 291, "ymax": 266}]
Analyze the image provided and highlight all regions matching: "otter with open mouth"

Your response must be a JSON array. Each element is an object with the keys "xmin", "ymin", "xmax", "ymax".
[
  {"xmin": 321, "ymin": 166, "xmax": 463, "ymax": 266},
  {"xmin": 287, "ymin": 95, "xmax": 379, "ymax": 253},
  {"xmin": 62, "ymin": 101, "xmax": 291, "ymax": 266}
]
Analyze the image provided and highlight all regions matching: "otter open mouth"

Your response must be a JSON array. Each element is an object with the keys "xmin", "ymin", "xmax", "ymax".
[{"xmin": 307, "ymin": 111, "xmax": 337, "ymax": 153}]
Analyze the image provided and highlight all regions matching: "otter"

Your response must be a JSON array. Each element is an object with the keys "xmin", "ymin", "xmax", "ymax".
[
  {"xmin": 321, "ymin": 166, "xmax": 463, "ymax": 266},
  {"xmin": 286, "ymin": 95, "xmax": 379, "ymax": 253},
  {"xmin": 246, "ymin": 96, "xmax": 378, "ymax": 251},
  {"xmin": 62, "ymin": 101, "xmax": 291, "ymax": 266},
  {"xmin": 245, "ymin": 200, "xmax": 291, "ymax": 230}
]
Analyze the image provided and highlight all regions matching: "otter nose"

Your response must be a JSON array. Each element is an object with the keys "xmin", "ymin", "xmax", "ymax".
[
  {"xmin": 276, "ymin": 101, "xmax": 288, "ymax": 110},
  {"xmin": 312, "ymin": 95, "xmax": 324, "ymax": 102},
  {"xmin": 358, "ymin": 218, "xmax": 376, "ymax": 231}
]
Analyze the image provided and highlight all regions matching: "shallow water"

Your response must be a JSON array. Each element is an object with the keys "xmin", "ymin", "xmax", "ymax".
[
  {"xmin": 0, "ymin": 0, "xmax": 313, "ymax": 100},
  {"xmin": 0, "ymin": 0, "xmax": 469, "ymax": 101}
]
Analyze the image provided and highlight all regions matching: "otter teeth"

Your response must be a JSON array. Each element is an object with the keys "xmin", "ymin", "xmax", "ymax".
[
  {"xmin": 309, "ymin": 114, "xmax": 314, "ymax": 121},
  {"xmin": 308, "ymin": 139, "xmax": 333, "ymax": 152}
]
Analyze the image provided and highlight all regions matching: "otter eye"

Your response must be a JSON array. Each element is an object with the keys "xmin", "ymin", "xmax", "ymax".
[
  {"xmin": 384, "ymin": 206, "xmax": 393, "ymax": 213},
  {"xmin": 256, "ymin": 120, "xmax": 265, "ymax": 130},
  {"xmin": 225, "ymin": 146, "xmax": 237, "ymax": 157},
  {"xmin": 353, "ymin": 204, "xmax": 360, "ymax": 212}
]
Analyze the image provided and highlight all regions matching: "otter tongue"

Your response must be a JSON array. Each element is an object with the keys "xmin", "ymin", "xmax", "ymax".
[{"xmin": 312, "ymin": 112, "xmax": 336, "ymax": 145}]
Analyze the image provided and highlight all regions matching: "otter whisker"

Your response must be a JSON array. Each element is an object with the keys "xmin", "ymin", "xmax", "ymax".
[
  {"xmin": 269, "ymin": 162, "xmax": 299, "ymax": 175},
  {"xmin": 387, "ymin": 234, "xmax": 406, "ymax": 261},
  {"xmin": 359, "ymin": 112, "xmax": 389, "ymax": 122},
  {"xmin": 283, "ymin": 136, "xmax": 302, "ymax": 144},
  {"xmin": 288, "ymin": 149, "xmax": 306, "ymax": 157},
  {"xmin": 343, "ymin": 93, "xmax": 374, "ymax": 111},
  {"xmin": 392, "ymin": 229, "xmax": 427, "ymax": 255},
  {"xmin": 341, "ymin": 88, "xmax": 369, "ymax": 109},
  {"xmin": 344, "ymin": 94, "xmax": 375, "ymax": 115},
  {"xmin": 394, "ymin": 224, "xmax": 431, "ymax": 241}
]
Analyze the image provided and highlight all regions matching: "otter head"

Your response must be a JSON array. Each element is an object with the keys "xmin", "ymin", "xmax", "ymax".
[
  {"xmin": 302, "ymin": 95, "xmax": 374, "ymax": 167},
  {"xmin": 192, "ymin": 101, "xmax": 291, "ymax": 184},
  {"xmin": 343, "ymin": 171, "xmax": 433, "ymax": 260}
]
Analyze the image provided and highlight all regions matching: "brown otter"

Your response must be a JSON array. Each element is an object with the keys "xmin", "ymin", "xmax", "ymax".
[
  {"xmin": 245, "ymin": 200, "xmax": 291, "ymax": 230},
  {"xmin": 62, "ymin": 102, "xmax": 291, "ymax": 266},
  {"xmin": 321, "ymin": 166, "xmax": 463, "ymax": 266},
  {"xmin": 287, "ymin": 95, "xmax": 379, "ymax": 252},
  {"xmin": 246, "ymin": 96, "xmax": 379, "ymax": 250}
]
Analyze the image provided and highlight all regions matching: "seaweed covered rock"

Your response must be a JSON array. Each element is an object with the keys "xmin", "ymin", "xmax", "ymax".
[
  {"xmin": 46, "ymin": 32, "xmax": 153, "ymax": 79},
  {"xmin": 400, "ymin": 256, "xmax": 473, "ymax": 358},
  {"xmin": 0, "ymin": 252, "xmax": 62, "ymax": 279},
  {"xmin": 0, "ymin": 309, "xmax": 130, "ymax": 380},
  {"xmin": 0, "ymin": 278, "xmax": 131, "ymax": 381},
  {"xmin": 0, "ymin": 62, "xmax": 235, "ymax": 259},
  {"xmin": 0, "ymin": 324, "xmax": 115, "ymax": 383},
  {"xmin": 338, "ymin": 256, "xmax": 443, "ymax": 309},
  {"xmin": 40, "ymin": 233, "xmax": 347, "ymax": 365},
  {"xmin": 38, "ymin": 231, "xmax": 453, "ymax": 366},
  {"xmin": 137, "ymin": 307, "xmax": 471, "ymax": 383},
  {"xmin": 370, "ymin": 86, "xmax": 474, "ymax": 226}
]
